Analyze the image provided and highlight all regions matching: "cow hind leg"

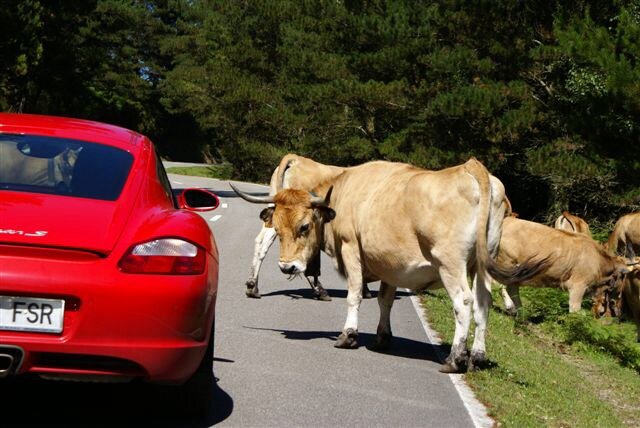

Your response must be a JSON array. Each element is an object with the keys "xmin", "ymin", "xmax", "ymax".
[
  {"xmin": 439, "ymin": 266, "xmax": 473, "ymax": 373},
  {"xmin": 304, "ymin": 275, "xmax": 331, "ymax": 301},
  {"xmin": 501, "ymin": 284, "xmax": 521, "ymax": 315},
  {"xmin": 246, "ymin": 225, "xmax": 277, "ymax": 298},
  {"xmin": 470, "ymin": 272, "xmax": 492, "ymax": 370},
  {"xmin": 303, "ymin": 253, "xmax": 331, "ymax": 301},
  {"xmin": 372, "ymin": 282, "xmax": 397, "ymax": 351}
]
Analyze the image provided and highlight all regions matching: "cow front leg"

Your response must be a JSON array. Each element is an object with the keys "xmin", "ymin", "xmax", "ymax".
[
  {"xmin": 470, "ymin": 272, "xmax": 492, "ymax": 370},
  {"xmin": 439, "ymin": 266, "xmax": 473, "ymax": 373},
  {"xmin": 246, "ymin": 225, "xmax": 277, "ymax": 298},
  {"xmin": 568, "ymin": 283, "xmax": 587, "ymax": 312},
  {"xmin": 372, "ymin": 282, "xmax": 396, "ymax": 350},
  {"xmin": 335, "ymin": 244, "xmax": 363, "ymax": 349}
]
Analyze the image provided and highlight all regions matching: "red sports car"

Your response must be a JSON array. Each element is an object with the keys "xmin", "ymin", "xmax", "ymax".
[{"xmin": 0, "ymin": 113, "xmax": 219, "ymax": 407}]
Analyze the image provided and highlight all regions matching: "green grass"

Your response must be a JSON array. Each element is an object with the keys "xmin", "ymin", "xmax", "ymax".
[
  {"xmin": 166, "ymin": 164, "xmax": 233, "ymax": 180},
  {"xmin": 420, "ymin": 288, "xmax": 640, "ymax": 427}
]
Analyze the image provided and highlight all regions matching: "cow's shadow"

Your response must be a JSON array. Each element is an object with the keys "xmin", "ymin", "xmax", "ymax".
[
  {"xmin": 259, "ymin": 288, "xmax": 413, "ymax": 300},
  {"xmin": 244, "ymin": 326, "xmax": 446, "ymax": 364}
]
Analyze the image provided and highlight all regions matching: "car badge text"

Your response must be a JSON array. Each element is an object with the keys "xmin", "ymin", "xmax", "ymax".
[{"xmin": 0, "ymin": 229, "xmax": 48, "ymax": 237}]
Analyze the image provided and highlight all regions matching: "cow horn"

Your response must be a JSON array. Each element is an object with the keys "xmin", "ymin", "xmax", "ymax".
[
  {"xmin": 310, "ymin": 186, "xmax": 333, "ymax": 207},
  {"xmin": 229, "ymin": 182, "xmax": 274, "ymax": 204}
]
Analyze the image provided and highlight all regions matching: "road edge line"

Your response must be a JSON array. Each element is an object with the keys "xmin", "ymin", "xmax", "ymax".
[{"xmin": 408, "ymin": 293, "xmax": 494, "ymax": 428}]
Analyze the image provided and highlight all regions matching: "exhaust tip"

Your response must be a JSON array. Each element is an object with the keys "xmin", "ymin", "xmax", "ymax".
[{"xmin": 0, "ymin": 346, "xmax": 24, "ymax": 378}]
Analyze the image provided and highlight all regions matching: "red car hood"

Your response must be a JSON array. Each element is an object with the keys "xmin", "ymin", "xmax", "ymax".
[{"xmin": 0, "ymin": 191, "xmax": 134, "ymax": 254}]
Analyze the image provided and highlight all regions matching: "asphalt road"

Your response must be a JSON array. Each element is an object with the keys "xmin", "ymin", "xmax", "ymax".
[{"xmin": 0, "ymin": 173, "xmax": 488, "ymax": 427}]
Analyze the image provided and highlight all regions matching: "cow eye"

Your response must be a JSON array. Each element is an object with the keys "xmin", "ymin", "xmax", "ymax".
[{"xmin": 299, "ymin": 223, "xmax": 310, "ymax": 235}]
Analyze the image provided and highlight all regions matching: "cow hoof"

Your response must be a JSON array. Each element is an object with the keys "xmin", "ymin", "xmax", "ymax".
[
  {"xmin": 504, "ymin": 306, "xmax": 517, "ymax": 316},
  {"xmin": 245, "ymin": 281, "xmax": 261, "ymax": 298},
  {"xmin": 313, "ymin": 285, "xmax": 332, "ymax": 301},
  {"xmin": 314, "ymin": 291, "xmax": 332, "ymax": 301},
  {"xmin": 363, "ymin": 285, "xmax": 373, "ymax": 299},
  {"xmin": 442, "ymin": 346, "xmax": 468, "ymax": 373},
  {"xmin": 334, "ymin": 328, "xmax": 358, "ymax": 349},
  {"xmin": 439, "ymin": 362, "xmax": 461, "ymax": 374},
  {"xmin": 469, "ymin": 350, "xmax": 487, "ymax": 371},
  {"xmin": 371, "ymin": 333, "xmax": 392, "ymax": 351},
  {"xmin": 245, "ymin": 288, "xmax": 261, "ymax": 298}
]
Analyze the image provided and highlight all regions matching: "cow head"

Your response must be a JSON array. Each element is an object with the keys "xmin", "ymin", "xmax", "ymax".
[
  {"xmin": 230, "ymin": 183, "xmax": 335, "ymax": 275},
  {"xmin": 592, "ymin": 256, "xmax": 640, "ymax": 317}
]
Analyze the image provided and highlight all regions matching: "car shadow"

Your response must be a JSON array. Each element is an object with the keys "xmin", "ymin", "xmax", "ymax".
[
  {"xmin": 243, "ymin": 326, "xmax": 446, "ymax": 364},
  {"xmin": 0, "ymin": 370, "xmax": 233, "ymax": 427}
]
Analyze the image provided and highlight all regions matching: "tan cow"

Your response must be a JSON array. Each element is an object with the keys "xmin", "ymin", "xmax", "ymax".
[
  {"xmin": 605, "ymin": 212, "xmax": 640, "ymax": 257},
  {"xmin": 592, "ymin": 213, "xmax": 640, "ymax": 319},
  {"xmin": 232, "ymin": 158, "xmax": 547, "ymax": 373},
  {"xmin": 554, "ymin": 211, "xmax": 591, "ymax": 236},
  {"xmin": 620, "ymin": 270, "xmax": 640, "ymax": 342},
  {"xmin": 497, "ymin": 216, "xmax": 633, "ymax": 314},
  {"xmin": 244, "ymin": 154, "xmax": 345, "ymax": 300}
]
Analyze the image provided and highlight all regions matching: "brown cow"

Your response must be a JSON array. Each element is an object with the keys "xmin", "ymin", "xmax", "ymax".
[
  {"xmin": 554, "ymin": 211, "xmax": 591, "ymax": 236},
  {"xmin": 232, "ymin": 158, "xmax": 547, "ymax": 373},
  {"xmin": 620, "ymin": 270, "xmax": 640, "ymax": 342},
  {"xmin": 605, "ymin": 212, "xmax": 640, "ymax": 258},
  {"xmin": 497, "ymin": 216, "xmax": 633, "ymax": 314},
  {"xmin": 592, "ymin": 213, "xmax": 640, "ymax": 320}
]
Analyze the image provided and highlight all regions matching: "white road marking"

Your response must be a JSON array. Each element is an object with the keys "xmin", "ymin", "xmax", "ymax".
[
  {"xmin": 210, "ymin": 215, "xmax": 222, "ymax": 222},
  {"xmin": 172, "ymin": 180, "xmax": 184, "ymax": 185},
  {"xmin": 222, "ymin": 203, "xmax": 228, "ymax": 208},
  {"xmin": 407, "ymin": 292, "xmax": 493, "ymax": 428}
]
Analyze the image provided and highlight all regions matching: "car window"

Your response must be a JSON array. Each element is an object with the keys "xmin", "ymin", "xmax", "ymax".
[
  {"xmin": 0, "ymin": 134, "xmax": 133, "ymax": 201},
  {"xmin": 155, "ymin": 150, "xmax": 177, "ymax": 207}
]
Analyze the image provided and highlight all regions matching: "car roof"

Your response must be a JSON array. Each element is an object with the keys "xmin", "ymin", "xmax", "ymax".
[{"xmin": 0, "ymin": 113, "xmax": 146, "ymax": 152}]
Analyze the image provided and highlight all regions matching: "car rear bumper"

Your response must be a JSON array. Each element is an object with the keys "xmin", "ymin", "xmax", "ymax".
[{"xmin": 0, "ymin": 251, "xmax": 217, "ymax": 384}]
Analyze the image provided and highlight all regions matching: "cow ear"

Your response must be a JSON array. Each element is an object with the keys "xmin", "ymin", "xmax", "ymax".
[
  {"xmin": 260, "ymin": 207, "xmax": 274, "ymax": 224},
  {"xmin": 318, "ymin": 206, "xmax": 336, "ymax": 223}
]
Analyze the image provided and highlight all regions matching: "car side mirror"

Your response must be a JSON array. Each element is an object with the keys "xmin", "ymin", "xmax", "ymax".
[{"xmin": 178, "ymin": 188, "xmax": 220, "ymax": 211}]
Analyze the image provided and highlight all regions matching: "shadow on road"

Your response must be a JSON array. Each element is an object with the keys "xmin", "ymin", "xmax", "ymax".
[
  {"xmin": 244, "ymin": 326, "xmax": 446, "ymax": 364},
  {"xmin": 259, "ymin": 287, "xmax": 412, "ymax": 300},
  {"xmin": 0, "ymin": 370, "xmax": 233, "ymax": 427}
]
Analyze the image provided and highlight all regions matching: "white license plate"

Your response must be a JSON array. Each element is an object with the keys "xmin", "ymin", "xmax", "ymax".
[{"xmin": 0, "ymin": 296, "xmax": 65, "ymax": 333}]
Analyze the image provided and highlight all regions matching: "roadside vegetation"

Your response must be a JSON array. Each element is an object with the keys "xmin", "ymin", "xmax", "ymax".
[
  {"xmin": 420, "ymin": 287, "xmax": 640, "ymax": 427},
  {"xmin": 166, "ymin": 164, "xmax": 233, "ymax": 180}
]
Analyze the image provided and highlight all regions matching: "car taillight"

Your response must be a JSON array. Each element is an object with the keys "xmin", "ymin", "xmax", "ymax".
[{"xmin": 119, "ymin": 239, "xmax": 205, "ymax": 275}]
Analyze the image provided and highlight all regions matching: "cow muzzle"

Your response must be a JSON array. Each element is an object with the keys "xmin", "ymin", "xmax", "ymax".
[{"xmin": 279, "ymin": 260, "xmax": 306, "ymax": 275}]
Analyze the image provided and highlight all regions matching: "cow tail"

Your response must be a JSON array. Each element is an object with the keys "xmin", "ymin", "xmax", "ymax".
[{"xmin": 465, "ymin": 158, "xmax": 549, "ymax": 285}]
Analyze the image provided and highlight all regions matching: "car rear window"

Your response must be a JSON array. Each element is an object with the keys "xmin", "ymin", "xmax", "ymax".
[{"xmin": 0, "ymin": 134, "xmax": 133, "ymax": 201}]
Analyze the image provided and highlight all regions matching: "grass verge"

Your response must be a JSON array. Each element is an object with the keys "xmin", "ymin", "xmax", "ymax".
[
  {"xmin": 420, "ymin": 288, "xmax": 640, "ymax": 427},
  {"xmin": 166, "ymin": 164, "xmax": 233, "ymax": 180}
]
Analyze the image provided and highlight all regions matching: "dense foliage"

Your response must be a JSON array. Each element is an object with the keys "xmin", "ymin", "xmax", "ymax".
[{"xmin": 2, "ymin": 0, "xmax": 639, "ymax": 223}]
